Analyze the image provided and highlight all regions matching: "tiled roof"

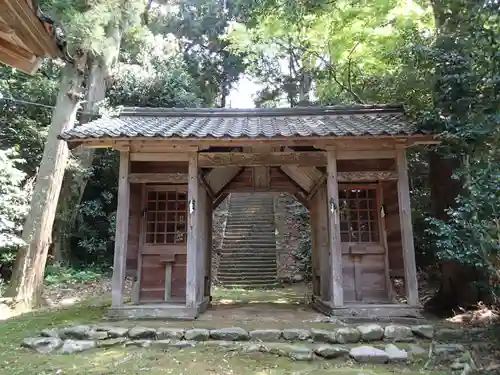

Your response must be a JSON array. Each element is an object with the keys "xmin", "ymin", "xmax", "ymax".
[{"xmin": 60, "ymin": 105, "xmax": 424, "ymax": 141}]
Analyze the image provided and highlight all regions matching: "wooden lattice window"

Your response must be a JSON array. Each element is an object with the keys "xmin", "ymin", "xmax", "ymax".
[
  {"xmin": 339, "ymin": 188, "xmax": 379, "ymax": 243},
  {"xmin": 145, "ymin": 190, "xmax": 187, "ymax": 244}
]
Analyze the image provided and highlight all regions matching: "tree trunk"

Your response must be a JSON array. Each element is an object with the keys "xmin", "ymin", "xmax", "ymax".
[
  {"xmin": 52, "ymin": 60, "xmax": 106, "ymax": 264},
  {"xmin": 7, "ymin": 63, "xmax": 84, "ymax": 310},
  {"xmin": 52, "ymin": 26, "xmax": 122, "ymax": 264}
]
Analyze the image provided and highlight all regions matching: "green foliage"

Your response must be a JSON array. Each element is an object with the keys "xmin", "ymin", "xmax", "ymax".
[
  {"xmin": 0, "ymin": 149, "xmax": 30, "ymax": 250},
  {"xmin": 44, "ymin": 264, "xmax": 105, "ymax": 286},
  {"xmin": 291, "ymin": 202, "xmax": 312, "ymax": 279}
]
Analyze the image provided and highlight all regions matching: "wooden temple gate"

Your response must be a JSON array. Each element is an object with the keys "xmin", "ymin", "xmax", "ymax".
[{"xmin": 60, "ymin": 106, "xmax": 437, "ymax": 319}]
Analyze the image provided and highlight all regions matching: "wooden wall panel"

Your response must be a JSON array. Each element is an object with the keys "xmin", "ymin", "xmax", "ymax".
[
  {"xmin": 337, "ymin": 159, "xmax": 396, "ymax": 172},
  {"xmin": 126, "ymin": 184, "xmax": 141, "ymax": 277},
  {"xmin": 269, "ymin": 167, "xmax": 299, "ymax": 192},
  {"xmin": 131, "ymin": 161, "xmax": 188, "ymax": 173},
  {"xmin": 383, "ymin": 181, "xmax": 404, "ymax": 274},
  {"xmin": 171, "ymin": 255, "xmax": 187, "ymax": 298}
]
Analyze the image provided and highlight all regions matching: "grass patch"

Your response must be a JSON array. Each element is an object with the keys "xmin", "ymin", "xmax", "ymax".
[{"xmin": 0, "ymin": 300, "xmax": 450, "ymax": 375}]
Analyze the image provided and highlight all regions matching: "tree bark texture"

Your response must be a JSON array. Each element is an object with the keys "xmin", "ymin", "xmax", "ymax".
[
  {"xmin": 52, "ymin": 26, "xmax": 122, "ymax": 263},
  {"xmin": 7, "ymin": 63, "xmax": 84, "ymax": 309}
]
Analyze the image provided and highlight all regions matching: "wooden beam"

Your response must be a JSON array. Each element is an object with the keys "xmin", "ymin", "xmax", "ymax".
[
  {"xmin": 186, "ymin": 153, "xmax": 199, "ymax": 308},
  {"xmin": 336, "ymin": 150, "xmax": 396, "ymax": 160},
  {"xmin": 280, "ymin": 165, "xmax": 316, "ymax": 191},
  {"xmin": 111, "ymin": 150, "xmax": 130, "ymax": 307},
  {"xmin": 128, "ymin": 173, "xmax": 188, "ymax": 184},
  {"xmin": 204, "ymin": 167, "xmax": 242, "ymax": 195},
  {"xmin": 199, "ymin": 172, "xmax": 215, "ymax": 199},
  {"xmin": 293, "ymin": 191, "xmax": 309, "ymax": 209},
  {"xmin": 326, "ymin": 149, "xmax": 343, "ymax": 307},
  {"xmin": 396, "ymin": 146, "xmax": 419, "ymax": 305},
  {"xmin": 306, "ymin": 174, "xmax": 327, "ymax": 201},
  {"xmin": 130, "ymin": 152, "xmax": 189, "ymax": 162},
  {"xmin": 198, "ymin": 152, "xmax": 326, "ymax": 167},
  {"xmin": 337, "ymin": 171, "xmax": 398, "ymax": 182},
  {"xmin": 213, "ymin": 193, "xmax": 228, "ymax": 209}
]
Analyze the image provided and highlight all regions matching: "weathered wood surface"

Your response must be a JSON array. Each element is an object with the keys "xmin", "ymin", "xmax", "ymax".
[
  {"xmin": 199, "ymin": 152, "xmax": 326, "ymax": 167},
  {"xmin": 338, "ymin": 171, "xmax": 398, "ymax": 182},
  {"xmin": 314, "ymin": 186, "xmax": 331, "ymax": 301},
  {"xmin": 396, "ymin": 146, "xmax": 419, "ymax": 305},
  {"xmin": 128, "ymin": 173, "xmax": 188, "ymax": 183},
  {"xmin": 111, "ymin": 151, "xmax": 130, "ymax": 307},
  {"xmin": 186, "ymin": 153, "xmax": 199, "ymax": 308},
  {"xmin": 326, "ymin": 150, "xmax": 343, "ymax": 307}
]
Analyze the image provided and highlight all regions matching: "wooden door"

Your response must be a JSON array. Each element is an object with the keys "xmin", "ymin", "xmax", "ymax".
[
  {"xmin": 339, "ymin": 186, "xmax": 389, "ymax": 303},
  {"xmin": 139, "ymin": 186, "xmax": 188, "ymax": 303}
]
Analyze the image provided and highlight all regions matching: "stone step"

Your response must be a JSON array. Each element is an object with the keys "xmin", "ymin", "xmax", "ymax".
[
  {"xmin": 218, "ymin": 279, "xmax": 278, "ymax": 287},
  {"xmin": 220, "ymin": 253, "xmax": 277, "ymax": 260},
  {"xmin": 222, "ymin": 232, "xmax": 276, "ymax": 238},
  {"xmin": 219, "ymin": 260, "xmax": 277, "ymax": 266},
  {"xmin": 218, "ymin": 271, "xmax": 277, "ymax": 278},
  {"xmin": 218, "ymin": 266, "xmax": 277, "ymax": 273},
  {"xmin": 225, "ymin": 220, "xmax": 275, "ymax": 225},
  {"xmin": 222, "ymin": 242, "xmax": 276, "ymax": 247}
]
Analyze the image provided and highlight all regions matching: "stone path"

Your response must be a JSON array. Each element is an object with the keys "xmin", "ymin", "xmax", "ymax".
[{"xmin": 21, "ymin": 322, "xmax": 479, "ymax": 372}]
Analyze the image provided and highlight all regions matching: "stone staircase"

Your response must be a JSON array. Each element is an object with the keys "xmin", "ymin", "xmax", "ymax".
[{"xmin": 218, "ymin": 193, "xmax": 278, "ymax": 288}]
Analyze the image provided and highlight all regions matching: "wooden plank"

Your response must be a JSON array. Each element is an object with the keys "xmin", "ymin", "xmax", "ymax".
[
  {"xmin": 337, "ymin": 150, "xmax": 396, "ymax": 160},
  {"xmin": 199, "ymin": 173, "xmax": 215, "ymax": 199},
  {"xmin": 316, "ymin": 187, "xmax": 331, "ymax": 301},
  {"xmin": 306, "ymin": 174, "xmax": 327, "ymax": 200},
  {"xmin": 205, "ymin": 196, "xmax": 213, "ymax": 299},
  {"xmin": 396, "ymin": 146, "xmax": 419, "ymax": 305},
  {"xmin": 130, "ymin": 152, "xmax": 189, "ymax": 162},
  {"xmin": 111, "ymin": 151, "xmax": 130, "ymax": 307},
  {"xmin": 280, "ymin": 165, "xmax": 316, "ymax": 191},
  {"xmin": 197, "ymin": 183, "xmax": 207, "ymax": 303},
  {"xmin": 198, "ymin": 152, "xmax": 326, "ymax": 167},
  {"xmin": 253, "ymin": 166, "xmax": 270, "ymax": 189},
  {"xmin": 204, "ymin": 167, "xmax": 242, "ymax": 195},
  {"xmin": 213, "ymin": 193, "xmax": 228, "ymax": 209},
  {"xmin": 337, "ymin": 171, "xmax": 398, "ymax": 182},
  {"xmin": 128, "ymin": 173, "xmax": 188, "ymax": 184},
  {"xmin": 164, "ymin": 263, "xmax": 172, "ymax": 301},
  {"xmin": 309, "ymin": 194, "xmax": 320, "ymax": 296},
  {"xmin": 326, "ymin": 149, "xmax": 343, "ymax": 307},
  {"xmin": 378, "ymin": 183, "xmax": 396, "ymax": 302},
  {"xmin": 186, "ymin": 153, "xmax": 199, "ymax": 308}
]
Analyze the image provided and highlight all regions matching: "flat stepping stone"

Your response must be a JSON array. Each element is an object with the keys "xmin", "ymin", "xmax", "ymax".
[
  {"xmin": 314, "ymin": 345, "xmax": 349, "ymax": 359},
  {"xmin": 350, "ymin": 345, "xmax": 389, "ymax": 363},
  {"xmin": 59, "ymin": 325, "xmax": 93, "ymax": 340},
  {"xmin": 311, "ymin": 329, "xmax": 336, "ymax": 343},
  {"xmin": 263, "ymin": 343, "xmax": 314, "ymax": 361},
  {"xmin": 384, "ymin": 325, "xmax": 413, "ymax": 342},
  {"xmin": 125, "ymin": 340, "xmax": 152, "ymax": 348},
  {"xmin": 169, "ymin": 340, "xmax": 196, "ymax": 349},
  {"xmin": 210, "ymin": 327, "xmax": 248, "ymax": 341},
  {"xmin": 385, "ymin": 343, "xmax": 409, "ymax": 362},
  {"xmin": 128, "ymin": 327, "xmax": 156, "ymax": 339},
  {"xmin": 249, "ymin": 329, "xmax": 282, "ymax": 341},
  {"xmin": 22, "ymin": 337, "xmax": 63, "ymax": 354},
  {"xmin": 97, "ymin": 338, "xmax": 127, "ymax": 348},
  {"xmin": 60, "ymin": 340, "xmax": 96, "ymax": 354},
  {"xmin": 185, "ymin": 329, "xmax": 209, "ymax": 341},
  {"xmin": 282, "ymin": 329, "xmax": 310, "ymax": 341},
  {"xmin": 157, "ymin": 328, "xmax": 185, "ymax": 340},
  {"xmin": 40, "ymin": 328, "xmax": 59, "ymax": 338},
  {"xmin": 335, "ymin": 327, "xmax": 361, "ymax": 343},
  {"xmin": 357, "ymin": 324, "xmax": 384, "ymax": 341},
  {"xmin": 411, "ymin": 325, "xmax": 434, "ymax": 339}
]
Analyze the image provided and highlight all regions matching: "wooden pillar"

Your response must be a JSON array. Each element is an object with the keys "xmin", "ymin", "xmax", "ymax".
[
  {"xmin": 186, "ymin": 153, "xmax": 199, "ymax": 308},
  {"xmin": 197, "ymin": 182, "xmax": 207, "ymax": 303},
  {"xmin": 309, "ymin": 193, "xmax": 320, "ymax": 297},
  {"xmin": 396, "ymin": 146, "xmax": 419, "ymax": 305},
  {"xmin": 326, "ymin": 149, "xmax": 343, "ymax": 307},
  {"xmin": 111, "ymin": 150, "xmax": 130, "ymax": 307},
  {"xmin": 316, "ymin": 186, "xmax": 331, "ymax": 300},
  {"xmin": 205, "ymin": 195, "xmax": 213, "ymax": 299}
]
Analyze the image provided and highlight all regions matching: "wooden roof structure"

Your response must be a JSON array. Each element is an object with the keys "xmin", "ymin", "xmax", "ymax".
[{"xmin": 0, "ymin": 0, "xmax": 62, "ymax": 74}]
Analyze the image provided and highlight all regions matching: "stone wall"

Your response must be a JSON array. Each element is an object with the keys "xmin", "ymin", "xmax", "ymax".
[
  {"xmin": 274, "ymin": 193, "xmax": 311, "ymax": 283},
  {"xmin": 211, "ymin": 197, "xmax": 229, "ymax": 284}
]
